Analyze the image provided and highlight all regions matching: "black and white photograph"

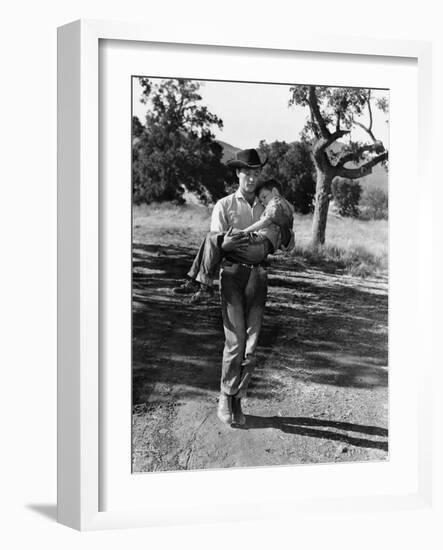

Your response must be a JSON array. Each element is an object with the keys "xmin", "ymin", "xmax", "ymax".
[
  {"xmin": 131, "ymin": 76, "xmax": 389, "ymax": 473},
  {"xmin": 6, "ymin": 0, "xmax": 441, "ymax": 542}
]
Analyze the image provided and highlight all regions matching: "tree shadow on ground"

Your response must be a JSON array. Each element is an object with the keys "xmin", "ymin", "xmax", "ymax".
[
  {"xmin": 132, "ymin": 242, "xmax": 388, "ymax": 405},
  {"xmin": 242, "ymin": 415, "xmax": 388, "ymax": 451}
]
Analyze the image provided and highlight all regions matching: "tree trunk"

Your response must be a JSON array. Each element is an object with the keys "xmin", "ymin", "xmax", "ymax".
[{"xmin": 311, "ymin": 169, "xmax": 333, "ymax": 247}]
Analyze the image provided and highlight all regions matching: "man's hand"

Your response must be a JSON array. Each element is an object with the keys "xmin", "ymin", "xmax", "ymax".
[{"xmin": 221, "ymin": 227, "xmax": 249, "ymax": 252}]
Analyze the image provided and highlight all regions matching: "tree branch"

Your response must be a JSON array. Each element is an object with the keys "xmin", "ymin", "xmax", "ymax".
[
  {"xmin": 334, "ymin": 151, "xmax": 388, "ymax": 179},
  {"xmin": 336, "ymin": 112, "xmax": 341, "ymax": 132},
  {"xmin": 312, "ymin": 149, "xmax": 333, "ymax": 173},
  {"xmin": 315, "ymin": 130, "xmax": 350, "ymax": 153},
  {"xmin": 335, "ymin": 142, "xmax": 385, "ymax": 168},
  {"xmin": 367, "ymin": 90, "xmax": 373, "ymax": 132},
  {"xmin": 354, "ymin": 120, "xmax": 376, "ymax": 142},
  {"xmin": 308, "ymin": 86, "xmax": 330, "ymax": 138},
  {"xmin": 308, "ymin": 104, "xmax": 320, "ymax": 139}
]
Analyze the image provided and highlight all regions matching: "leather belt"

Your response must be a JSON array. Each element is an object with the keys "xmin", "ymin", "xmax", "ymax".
[
  {"xmin": 223, "ymin": 260, "xmax": 268, "ymax": 269},
  {"xmin": 238, "ymin": 262, "xmax": 267, "ymax": 269}
]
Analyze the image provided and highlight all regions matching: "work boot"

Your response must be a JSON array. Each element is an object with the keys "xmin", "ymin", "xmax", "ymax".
[
  {"xmin": 232, "ymin": 396, "xmax": 246, "ymax": 426},
  {"xmin": 217, "ymin": 393, "xmax": 232, "ymax": 425},
  {"xmin": 236, "ymin": 356, "xmax": 257, "ymax": 398}
]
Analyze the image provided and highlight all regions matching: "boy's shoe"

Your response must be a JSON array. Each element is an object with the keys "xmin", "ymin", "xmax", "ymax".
[
  {"xmin": 189, "ymin": 285, "xmax": 214, "ymax": 304},
  {"xmin": 172, "ymin": 279, "xmax": 200, "ymax": 294}
]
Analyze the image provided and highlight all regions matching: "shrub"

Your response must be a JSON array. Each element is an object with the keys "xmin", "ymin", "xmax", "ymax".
[
  {"xmin": 285, "ymin": 173, "xmax": 316, "ymax": 214},
  {"xmin": 359, "ymin": 187, "xmax": 388, "ymax": 220},
  {"xmin": 331, "ymin": 178, "xmax": 362, "ymax": 217}
]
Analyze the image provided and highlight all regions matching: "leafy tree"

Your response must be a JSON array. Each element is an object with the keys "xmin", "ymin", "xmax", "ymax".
[
  {"xmin": 289, "ymin": 86, "xmax": 389, "ymax": 245},
  {"xmin": 331, "ymin": 178, "xmax": 362, "ymax": 217},
  {"xmin": 258, "ymin": 140, "xmax": 316, "ymax": 214},
  {"xmin": 132, "ymin": 115, "xmax": 144, "ymax": 139},
  {"xmin": 132, "ymin": 78, "xmax": 228, "ymax": 204}
]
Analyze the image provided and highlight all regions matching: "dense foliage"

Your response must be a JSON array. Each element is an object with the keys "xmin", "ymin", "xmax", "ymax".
[
  {"xmin": 132, "ymin": 78, "xmax": 230, "ymax": 204},
  {"xmin": 258, "ymin": 140, "xmax": 316, "ymax": 214},
  {"xmin": 331, "ymin": 178, "xmax": 362, "ymax": 217}
]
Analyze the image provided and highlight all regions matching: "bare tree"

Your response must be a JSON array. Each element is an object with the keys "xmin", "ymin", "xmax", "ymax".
[{"xmin": 289, "ymin": 86, "xmax": 389, "ymax": 246}]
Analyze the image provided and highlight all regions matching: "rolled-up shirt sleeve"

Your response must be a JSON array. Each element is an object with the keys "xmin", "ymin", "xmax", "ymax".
[{"xmin": 210, "ymin": 201, "xmax": 229, "ymax": 232}]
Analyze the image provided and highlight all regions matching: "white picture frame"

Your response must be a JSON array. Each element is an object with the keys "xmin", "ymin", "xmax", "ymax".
[{"xmin": 57, "ymin": 19, "xmax": 433, "ymax": 531}]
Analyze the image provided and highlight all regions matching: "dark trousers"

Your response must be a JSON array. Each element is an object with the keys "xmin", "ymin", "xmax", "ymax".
[{"xmin": 219, "ymin": 263, "xmax": 267, "ymax": 396}]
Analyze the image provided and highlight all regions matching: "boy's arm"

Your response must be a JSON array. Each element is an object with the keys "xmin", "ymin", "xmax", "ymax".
[
  {"xmin": 244, "ymin": 197, "xmax": 283, "ymax": 233},
  {"xmin": 242, "ymin": 216, "xmax": 273, "ymax": 233}
]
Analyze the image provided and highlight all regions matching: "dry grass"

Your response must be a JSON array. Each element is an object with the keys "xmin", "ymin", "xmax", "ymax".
[
  {"xmin": 133, "ymin": 202, "xmax": 212, "ymax": 248},
  {"xmin": 289, "ymin": 214, "xmax": 388, "ymax": 277},
  {"xmin": 133, "ymin": 203, "xmax": 388, "ymax": 276}
]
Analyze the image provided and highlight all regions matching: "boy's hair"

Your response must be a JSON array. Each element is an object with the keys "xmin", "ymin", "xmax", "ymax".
[{"xmin": 256, "ymin": 179, "xmax": 282, "ymax": 195}]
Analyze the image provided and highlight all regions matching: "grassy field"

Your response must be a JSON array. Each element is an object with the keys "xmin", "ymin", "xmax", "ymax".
[{"xmin": 133, "ymin": 202, "xmax": 388, "ymax": 277}]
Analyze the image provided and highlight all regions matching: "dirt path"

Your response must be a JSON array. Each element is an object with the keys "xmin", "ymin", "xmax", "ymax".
[{"xmin": 132, "ymin": 241, "xmax": 388, "ymax": 472}]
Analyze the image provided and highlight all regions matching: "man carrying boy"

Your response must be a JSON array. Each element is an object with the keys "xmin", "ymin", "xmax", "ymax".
[
  {"xmin": 174, "ymin": 148, "xmax": 291, "ymax": 426},
  {"xmin": 213, "ymin": 149, "xmax": 272, "ymax": 426},
  {"xmin": 181, "ymin": 177, "xmax": 293, "ymax": 303}
]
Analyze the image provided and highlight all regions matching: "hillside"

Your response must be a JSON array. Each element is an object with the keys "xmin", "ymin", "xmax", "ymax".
[{"xmin": 216, "ymin": 140, "xmax": 241, "ymax": 163}]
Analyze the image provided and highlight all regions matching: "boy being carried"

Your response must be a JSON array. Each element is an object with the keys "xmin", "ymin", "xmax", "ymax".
[{"xmin": 173, "ymin": 179, "xmax": 294, "ymax": 303}]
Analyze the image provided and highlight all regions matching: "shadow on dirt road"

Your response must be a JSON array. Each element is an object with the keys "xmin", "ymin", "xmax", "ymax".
[
  {"xmin": 132, "ymin": 242, "xmax": 388, "ymax": 403},
  {"xmin": 241, "ymin": 415, "xmax": 388, "ymax": 451}
]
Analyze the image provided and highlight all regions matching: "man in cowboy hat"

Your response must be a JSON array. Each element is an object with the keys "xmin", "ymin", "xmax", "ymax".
[{"xmin": 210, "ymin": 148, "xmax": 280, "ymax": 426}]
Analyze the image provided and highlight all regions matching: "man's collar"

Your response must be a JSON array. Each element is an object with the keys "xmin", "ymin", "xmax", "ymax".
[{"xmin": 235, "ymin": 188, "xmax": 260, "ymax": 207}]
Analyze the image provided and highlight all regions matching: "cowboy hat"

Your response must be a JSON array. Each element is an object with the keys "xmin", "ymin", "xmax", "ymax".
[{"xmin": 226, "ymin": 148, "xmax": 267, "ymax": 169}]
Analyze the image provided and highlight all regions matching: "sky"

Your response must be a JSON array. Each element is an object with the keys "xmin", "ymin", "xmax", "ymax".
[{"xmin": 132, "ymin": 77, "xmax": 389, "ymax": 150}]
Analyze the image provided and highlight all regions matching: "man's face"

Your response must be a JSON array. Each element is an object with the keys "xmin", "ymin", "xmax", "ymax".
[{"xmin": 237, "ymin": 168, "xmax": 261, "ymax": 194}]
